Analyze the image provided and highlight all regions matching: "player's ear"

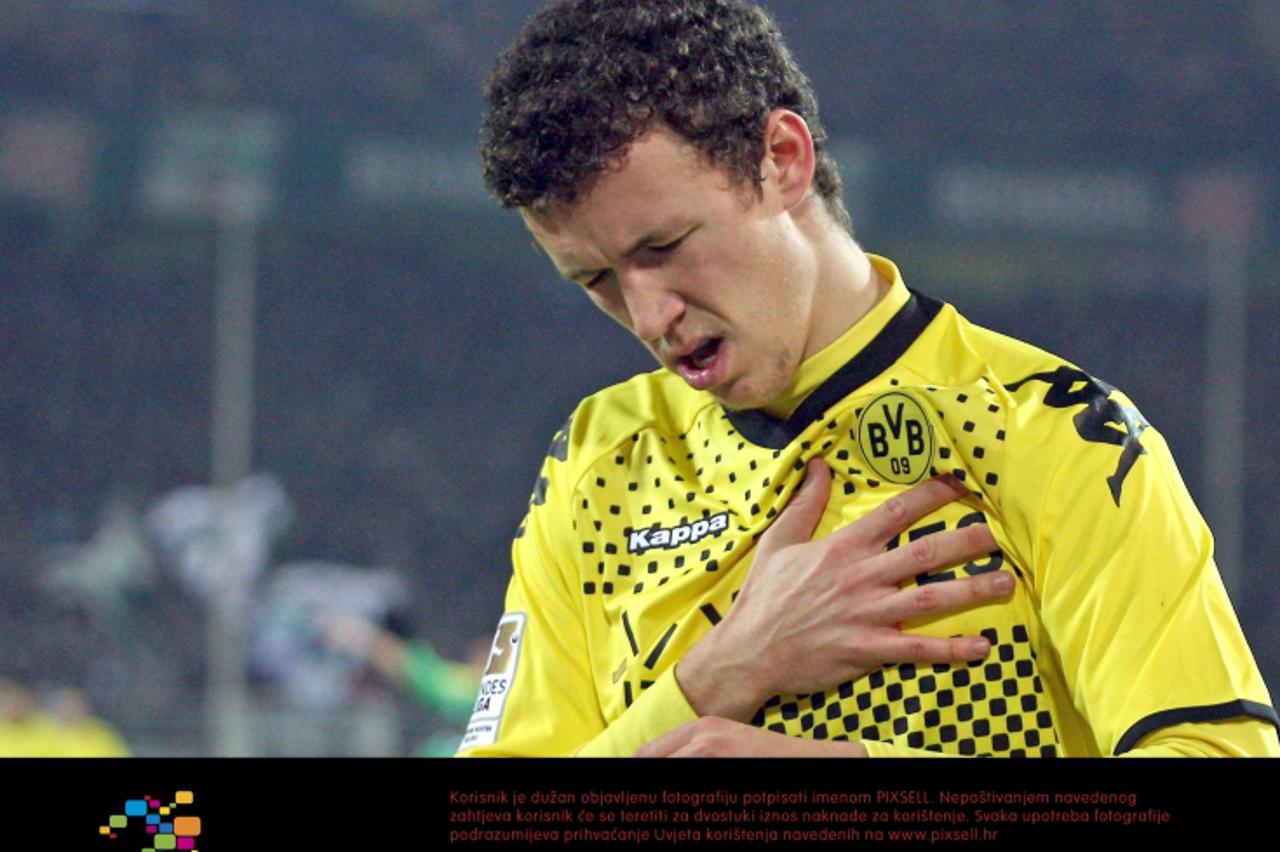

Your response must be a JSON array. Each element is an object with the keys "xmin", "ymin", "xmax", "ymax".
[{"xmin": 760, "ymin": 109, "xmax": 816, "ymax": 212}]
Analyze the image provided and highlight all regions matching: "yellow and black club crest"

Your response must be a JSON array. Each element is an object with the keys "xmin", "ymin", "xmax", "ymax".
[{"xmin": 856, "ymin": 391, "xmax": 934, "ymax": 484}]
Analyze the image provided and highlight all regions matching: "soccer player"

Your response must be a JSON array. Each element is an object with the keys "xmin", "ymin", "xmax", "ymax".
[{"xmin": 458, "ymin": 0, "xmax": 1279, "ymax": 757}]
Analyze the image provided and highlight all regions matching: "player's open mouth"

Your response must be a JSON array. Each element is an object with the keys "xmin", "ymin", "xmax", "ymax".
[{"xmin": 675, "ymin": 338, "xmax": 726, "ymax": 390}]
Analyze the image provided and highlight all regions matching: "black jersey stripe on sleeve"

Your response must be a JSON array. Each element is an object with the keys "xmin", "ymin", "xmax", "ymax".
[
  {"xmin": 1113, "ymin": 699, "xmax": 1280, "ymax": 755},
  {"xmin": 726, "ymin": 290, "xmax": 945, "ymax": 450}
]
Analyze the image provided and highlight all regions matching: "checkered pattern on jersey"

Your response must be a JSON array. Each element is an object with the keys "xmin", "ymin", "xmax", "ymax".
[{"xmin": 750, "ymin": 625, "xmax": 1060, "ymax": 757}]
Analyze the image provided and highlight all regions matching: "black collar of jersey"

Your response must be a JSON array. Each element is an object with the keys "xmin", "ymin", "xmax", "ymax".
[{"xmin": 725, "ymin": 290, "xmax": 945, "ymax": 450}]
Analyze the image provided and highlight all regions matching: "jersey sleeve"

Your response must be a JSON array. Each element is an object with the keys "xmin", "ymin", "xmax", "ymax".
[
  {"xmin": 999, "ymin": 375, "xmax": 1279, "ymax": 756},
  {"xmin": 456, "ymin": 411, "xmax": 698, "ymax": 757}
]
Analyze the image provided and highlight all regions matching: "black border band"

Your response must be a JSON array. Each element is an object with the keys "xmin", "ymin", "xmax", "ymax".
[
  {"xmin": 1113, "ymin": 699, "xmax": 1280, "ymax": 755},
  {"xmin": 725, "ymin": 290, "xmax": 945, "ymax": 450}
]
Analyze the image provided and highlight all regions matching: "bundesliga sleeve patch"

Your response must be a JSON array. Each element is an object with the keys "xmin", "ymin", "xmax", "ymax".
[{"xmin": 460, "ymin": 612, "xmax": 526, "ymax": 751}]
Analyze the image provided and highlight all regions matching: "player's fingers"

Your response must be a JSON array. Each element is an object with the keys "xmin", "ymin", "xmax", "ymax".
[
  {"xmin": 866, "ymin": 523, "xmax": 1000, "ymax": 586},
  {"xmin": 758, "ymin": 457, "xmax": 832, "ymax": 551},
  {"xmin": 862, "ymin": 630, "xmax": 994, "ymax": 666},
  {"xmin": 829, "ymin": 474, "xmax": 969, "ymax": 551},
  {"xmin": 634, "ymin": 720, "xmax": 698, "ymax": 757},
  {"xmin": 866, "ymin": 569, "xmax": 1014, "ymax": 626}
]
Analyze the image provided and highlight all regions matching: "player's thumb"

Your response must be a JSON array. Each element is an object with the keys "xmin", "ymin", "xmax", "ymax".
[{"xmin": 760, "ymin": 457, "xmax": 832, "ymax": 549}]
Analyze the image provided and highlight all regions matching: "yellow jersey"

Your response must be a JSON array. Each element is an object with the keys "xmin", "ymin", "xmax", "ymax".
[{"xmin": 459, "ymin": 256, "xmax": 1278, "ymax": 757}]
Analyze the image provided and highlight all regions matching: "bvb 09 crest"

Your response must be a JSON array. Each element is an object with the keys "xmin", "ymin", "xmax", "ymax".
[{"xmin": 856, "ymin": 391, "xmax": 934, "ymax": 485}]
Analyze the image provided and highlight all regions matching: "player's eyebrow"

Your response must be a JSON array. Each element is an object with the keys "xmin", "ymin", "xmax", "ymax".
[
  {"xmin": 562, "ymin": 263, "xmax": 601, "ymax": 287},
  {"xmin": 528, "ymin": 239, "xmax": 591, "ymax": 285}
]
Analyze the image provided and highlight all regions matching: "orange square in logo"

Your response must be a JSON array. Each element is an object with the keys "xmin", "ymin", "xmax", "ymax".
[{"xmin": 174, "ymin": 817, "xmax": 202, "ymax": 837}]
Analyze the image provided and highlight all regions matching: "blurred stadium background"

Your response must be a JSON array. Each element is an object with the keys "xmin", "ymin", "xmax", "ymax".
[{"xmin": 1, "ymin": 0, "xmax": 1277, "ymax": 756}]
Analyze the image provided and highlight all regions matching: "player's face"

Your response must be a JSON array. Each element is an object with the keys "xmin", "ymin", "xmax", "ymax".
[{"xmin": 522, "ymin": 125, "xmax": 820, "ymax": 410}]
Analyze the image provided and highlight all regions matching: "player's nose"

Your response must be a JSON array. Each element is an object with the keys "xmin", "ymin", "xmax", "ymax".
[{"xmin": 619, "ymin": 270, "xmax": 684, "ymax": 344}]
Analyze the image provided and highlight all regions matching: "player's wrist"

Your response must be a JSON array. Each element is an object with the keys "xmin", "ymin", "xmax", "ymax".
[
  {"xmin": 675, "ymin": 628, "xmax": 771, "ymax": 722},
  {"xmin": 787, "ymin": 737, "xmax": 869, "ymax": 758}
]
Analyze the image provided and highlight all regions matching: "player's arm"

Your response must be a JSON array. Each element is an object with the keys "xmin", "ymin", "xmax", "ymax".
[
  {"xmin": 638, "ymin": 716, "xmax": 870, "ymax": 757},
  {"xmin": 455, "ymin": 416, "xmax": 607, "ymax": 756},
  {"xmin": 458, "ymin": 407, "xmax": 710, "ymax": 756},
  {"xmin": 1006, "ymin": 389, "xmax": 1279, "ymax": 757}
]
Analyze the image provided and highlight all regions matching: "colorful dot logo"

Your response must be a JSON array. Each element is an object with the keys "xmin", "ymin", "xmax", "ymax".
[{"xmin": 99, "ymin": 791, "xmax": 201, "ymax": 851}]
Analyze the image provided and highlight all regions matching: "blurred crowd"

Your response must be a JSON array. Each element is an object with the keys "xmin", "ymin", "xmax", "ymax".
[
  {"xmin": 0, "ymin": 680, "xmax": 129, "ymax": 757},
  {"xmin": 2, "ymin": 1, "xmax": 1276, "ymax": 163}
]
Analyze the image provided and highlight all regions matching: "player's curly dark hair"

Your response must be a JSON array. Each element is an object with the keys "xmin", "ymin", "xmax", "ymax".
[{"xmin": 480, "ymin": 0, "xmax": 851, "ymax": 232}]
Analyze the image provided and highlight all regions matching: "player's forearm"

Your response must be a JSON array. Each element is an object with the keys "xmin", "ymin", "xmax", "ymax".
[
  {"xmin": 636, "ymin": 717, "xmax": 871, "ymax": 757},
  {"xmin": 673, "ymin": 626, "xmax": 773, "ymax": 722},
  {"xmin": 573, "ymin": 667, "xmax": 699, "ymax": 757}
]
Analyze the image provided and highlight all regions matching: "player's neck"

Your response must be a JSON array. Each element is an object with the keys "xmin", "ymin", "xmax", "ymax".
[
  {"xmin": 758, "ymin": 228, "xmax": 893, "ymax": 420},
  {"xmin": 802, "ymin": 226, "xmax": 889, "ymax": 362}
]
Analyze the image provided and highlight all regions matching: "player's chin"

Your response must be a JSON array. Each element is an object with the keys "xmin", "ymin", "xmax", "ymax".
[{"xmin": 709, "ymin": 376, "xmax": 778, "ymax": 412}]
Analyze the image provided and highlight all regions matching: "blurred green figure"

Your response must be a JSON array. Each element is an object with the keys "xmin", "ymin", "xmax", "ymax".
[{"xmin": 319, "ymin": 612, "xmax": 486, "ymax": 756}]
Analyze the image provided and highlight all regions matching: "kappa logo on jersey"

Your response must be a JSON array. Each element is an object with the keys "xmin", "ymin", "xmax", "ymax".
[
  {"xmin": 460, "ymin": 612, "xmax": 525, "ymax": 751},
  {"xmin": 1008, "ymin": 366, "xmax": 1149, "ymax": 506},
  {"xmin": 857, "ymin": 391, "xmax": 934, "ymax": 484},
  {"xmin": 627, "ymin": 512, "xmax": 730, "ymax": 555}
]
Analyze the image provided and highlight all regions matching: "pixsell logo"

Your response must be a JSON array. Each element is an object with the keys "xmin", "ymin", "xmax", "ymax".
[{"xmin": 98, "ymin": 790, "xmax": 202, "ymax": 851}]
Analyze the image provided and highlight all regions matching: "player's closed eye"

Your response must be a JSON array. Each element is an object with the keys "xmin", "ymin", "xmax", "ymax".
[
  {"xmin": 647, "ymin": 233, "xmax": 688, "ymax": 253},
  {"xmin": 579, "ymin": 232, "xmax": 691, "ymax": 288}
]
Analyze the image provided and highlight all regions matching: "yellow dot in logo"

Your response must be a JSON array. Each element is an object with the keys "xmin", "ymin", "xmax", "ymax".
[{"xmin": 856, "ymin": 391, "xmax": 934, "ymax": 484}]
